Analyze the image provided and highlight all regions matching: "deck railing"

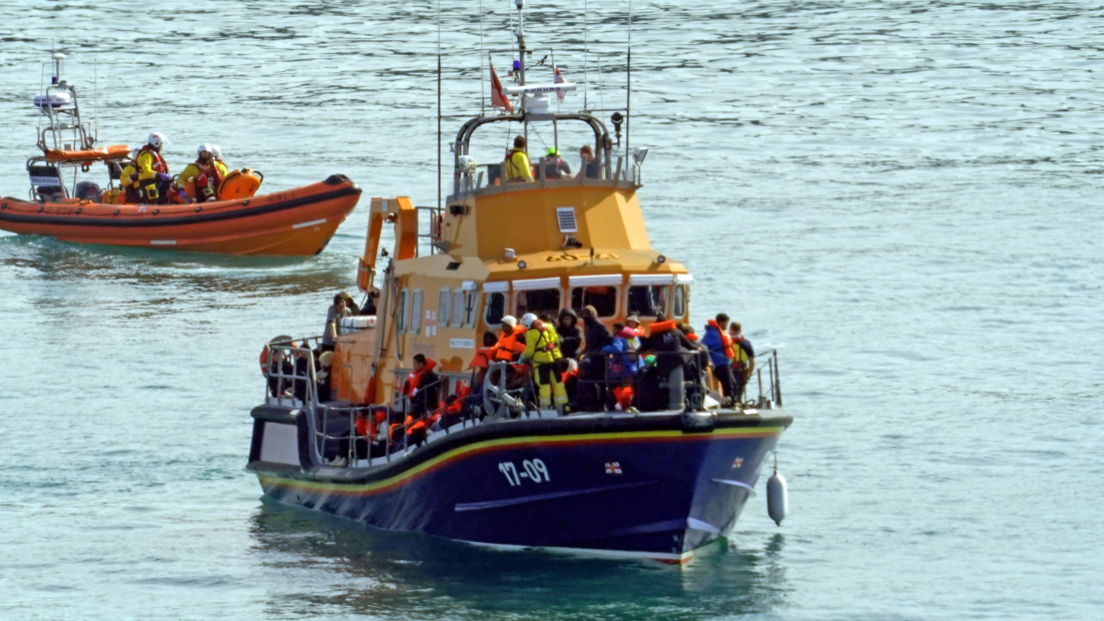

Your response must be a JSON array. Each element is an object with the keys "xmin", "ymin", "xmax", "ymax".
[{"xmin": 260, "ymin": 338, "xmax": 782, "ymax": 468}]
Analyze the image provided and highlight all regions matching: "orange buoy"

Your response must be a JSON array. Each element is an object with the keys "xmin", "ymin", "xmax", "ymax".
[{"xmin": 219, "ymin": 169, "xmax": 263, "ymax": 200}]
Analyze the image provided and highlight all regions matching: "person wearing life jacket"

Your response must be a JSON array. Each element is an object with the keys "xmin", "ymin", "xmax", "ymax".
[
  {"xmin": 494, "ymin": 315, "xmax": 526, "ymax": 362},
  {"xmin": 210, "ymin": 144, "xmax": 229, "ymax": 177},
  {"xmin": 119, "ymin": 149, "xmax": 142, "ymax": 203},
  {"xmin": 602, "ymin": 324, "xmax": 641, "ymax": 384},
  {"xmin": 176, "ymin": 143, "xmax": 224, "ymax": 203},
  {"xmin": 468, "ymin": 331, "xmax": 499, "ymax": 391},
  {"xmin": 702, "ymin": 313, "xmax": 738, "ymax": 405},
  {"xmin": 135, "ymin": 132, "xmax": 171, "ymax": 204},
  {"xmin": 519, "ymin": 313, "xmax": 568, "ymax": 412},
  {"xmin": 728, "ymin": 321, "xmax": 756, "ymax": 403},
  {"xmin": 542, "ymin": 146, "xmax": 572, "ymax": 180},
  {"xmin": 504, "ymin": 135, "xmax": 534, "ymax": 183},
  {"xmin": 402, "ymin": 354, "xmax": 440, "ymax": 417}
]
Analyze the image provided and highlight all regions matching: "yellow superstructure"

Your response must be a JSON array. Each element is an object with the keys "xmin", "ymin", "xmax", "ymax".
[{"xmin": 332, "ymin": 110, "xmax": 689, "ymax": 409}]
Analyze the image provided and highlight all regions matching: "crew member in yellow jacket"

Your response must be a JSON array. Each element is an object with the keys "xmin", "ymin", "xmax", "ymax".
[
  {"xmin": 504, "ymin": 135, "xmax": 534, "ymax": 182},
  {"xmin": 519, "ymin": 312, "xmax": 567, "ymax": 411},
  {"xmin": 175, "ymin": 143, "xmax": 225, "ymax": 203},
  {"xmin": 134, "ymin": 132, "xmax": 171, "ymax": 204}
]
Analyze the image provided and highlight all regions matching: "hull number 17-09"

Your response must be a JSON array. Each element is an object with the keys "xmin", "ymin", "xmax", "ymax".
[{"xmin": 498, "ymin": 459, "xmax": 550, "ymax": 486}]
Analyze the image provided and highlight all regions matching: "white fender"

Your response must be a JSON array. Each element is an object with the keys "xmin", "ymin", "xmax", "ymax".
[{"xmin": 767, "ymin": 470, "xmax": 788, "ymax": 526}]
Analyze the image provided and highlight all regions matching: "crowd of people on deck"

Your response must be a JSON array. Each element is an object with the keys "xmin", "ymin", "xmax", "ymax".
[
  {"xmin": 501, "ymin": 135, "xmax": 601, "ymax": 183},
  {"xmin": 262, "ymin": 289, "xmax": 757, "ymax": 461}
]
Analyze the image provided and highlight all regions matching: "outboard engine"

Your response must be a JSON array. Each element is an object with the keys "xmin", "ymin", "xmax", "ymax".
[{"xmin": 75, "ymin": 181, "xmax": 101, "ymax": 203}]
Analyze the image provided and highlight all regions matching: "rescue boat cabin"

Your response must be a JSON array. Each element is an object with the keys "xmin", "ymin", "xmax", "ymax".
[{"xmin": 326, "ymin": 101, "xmax": 688, "ymax": 412}]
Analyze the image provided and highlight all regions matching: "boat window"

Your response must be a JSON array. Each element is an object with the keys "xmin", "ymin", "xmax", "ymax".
[
  {"xmin": 439, "ymin": 288, "xmax": 451, "ymax": 328},
  {"xmin": 397, "ymin": 288, "xmax": 410, "ymax": 333},
  {"xmin": 411, "ymin": 289, "xmax": 423, "ymax": 335},
  {"xmin": 569, "ymin": 286, "xmax": 618, "ymax": 319},
  {"xmin": 451, "ymin": 290, "xmax": 464, "ymax": 328},
  {"xmin": 672, "ymin": 285, "xmax": 688, "ymax": 319},
  {"xmin": 463, "ymin": 291, "xmax": 479, "ymax": 328},
  {"xmin": 626, "ymin": 285, "xmax": 668, "ymax": 318},
  {"xmin": 516, "ymin": 288, "xmax": 562, "ymax": 318},
  {"xmin": 484, "ymin": 292, "xmax": 506, "ymax": 326}
]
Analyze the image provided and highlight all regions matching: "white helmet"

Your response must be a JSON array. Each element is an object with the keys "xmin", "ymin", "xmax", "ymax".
[
  {"xmin": 520, "ymin": 313, "xmax": 538, "ymax": 328},
  {"xmin": 197, "ymin": 143, "xmax": 213, "ymax": 156},
  {"xmin": 211, "ymin": 144, "xmax": 222, "ymax": 159},
  {"xmin": 147, "ymin": 132, "xmax": 167, "ymax": 149},
  {"xmin": 501, "ymin": 315, "xmax": 517, "ymax": 328}
]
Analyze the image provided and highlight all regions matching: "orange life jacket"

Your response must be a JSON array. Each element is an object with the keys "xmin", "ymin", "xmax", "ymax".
[
  {"xmin": 469, "ymin": 347, "xmax": 493, "ymax": 370},
  {"xmin": 649, "ymin": 320, "xmax": 677, "ymax": 335},
  {"xmin": 707, "ymin": 319, "xmax": 735, "ymax": 358}
]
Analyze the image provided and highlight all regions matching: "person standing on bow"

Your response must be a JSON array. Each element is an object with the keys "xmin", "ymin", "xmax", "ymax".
[
  {"xmin": 702, "ymin": 313, "xmax": 739, "ymax": 406},
  {"xmin": 175, "ymin": 144, "xmax": 224, "ymax": 203},
  {"xmin": 134, "ymin": 132, "xmax": 171, "ymax": 204},
  {"xmin": 504, "ymin": 135, "xmax": 534, "ymax": 183},
  {"xmin": 728, "ymin": 322, "xmax": 755, "ymax": 403},
  {"xmin": 519, "ymin": 313, "xmax": 567, "ymax": 412}
]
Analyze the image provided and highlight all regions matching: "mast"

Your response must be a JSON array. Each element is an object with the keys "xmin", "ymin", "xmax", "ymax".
[{"xmin": 515, "ymin": 0, "xmax": 526, "ymax": 113}]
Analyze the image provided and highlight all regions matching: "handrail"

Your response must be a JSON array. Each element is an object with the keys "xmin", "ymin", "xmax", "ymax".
[{"xmin": 259, "ymin": 336, "xmax": 782, "ymax": 469}]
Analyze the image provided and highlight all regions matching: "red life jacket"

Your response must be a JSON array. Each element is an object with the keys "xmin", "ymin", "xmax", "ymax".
[{"xmin": 194, "ymin": 159, "xmax": 223, "ymax": 200}]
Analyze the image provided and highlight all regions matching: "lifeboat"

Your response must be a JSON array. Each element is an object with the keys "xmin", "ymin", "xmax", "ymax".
[
  {"xmin": 2, "ymin": 52, "xmax": 362, "ymax": 256},
  {"xmin": 0, "ymin": 175, "xmax": 362, "ymax": 256},
  {"xmin": 245, "ymin": 11, "xmax": 793, "ymax": 565}
]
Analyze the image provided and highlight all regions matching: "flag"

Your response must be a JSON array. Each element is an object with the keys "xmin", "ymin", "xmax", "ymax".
[
  {"xmin": 490, "ymin": 63, "xmax": 513, "ymax": 113},
  {"xmin": 554, "ymin": 66, "xmax": 567, "ymax": 102}
]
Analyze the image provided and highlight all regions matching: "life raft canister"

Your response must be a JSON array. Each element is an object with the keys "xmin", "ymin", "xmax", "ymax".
[{"xmin": 219, "ymin": 169, "xmax": 263, "ymax": 200}]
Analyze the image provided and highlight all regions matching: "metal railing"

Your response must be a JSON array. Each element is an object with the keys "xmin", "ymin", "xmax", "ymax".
[{"xmin": 260, "ymin": 337, "xmax": 783, "ymax": 468}]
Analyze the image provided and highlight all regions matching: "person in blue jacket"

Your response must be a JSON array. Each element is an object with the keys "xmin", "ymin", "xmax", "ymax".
[
  {"xmin": 702, "ymin": 312, "xmax": 738, "ymax": 405},
  {"xmin": 602, "ymin": 325, "xmax": 641, "ymax": 382}
]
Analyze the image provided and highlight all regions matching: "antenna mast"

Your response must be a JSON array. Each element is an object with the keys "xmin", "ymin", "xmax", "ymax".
[
  {"xmin": 626, "ymin": 0, "xmax": 632, "ymax": 161},
  {"xmin": 515, "ymin": 0, "xmax": 526, "ymax": 114},
  {"xmin": 437, "ymin": 0, "xmax": 442, "ymax": 212}
]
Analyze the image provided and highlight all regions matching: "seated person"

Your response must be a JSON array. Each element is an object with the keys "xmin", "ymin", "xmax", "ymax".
[
  {"xmin": 542, "ymin": 147, "xmax": 572, "ymax": 179},
  {"xmin": 575, "ymin": 145, "xmax": 601, "ymax": 179}
]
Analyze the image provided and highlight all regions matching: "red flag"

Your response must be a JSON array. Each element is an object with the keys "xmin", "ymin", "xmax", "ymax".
[
  {"xmin": 490, "ymin": 64, "xmax": 513, "ymax": 113},
  {"xmin": 554, "ymin": 67, "xmax": 567, "ymax": 103}
]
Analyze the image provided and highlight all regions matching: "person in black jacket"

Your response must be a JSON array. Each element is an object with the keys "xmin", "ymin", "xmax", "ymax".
[
  {"xmin": 577, "ymin": 305, "xmax": 613, "ymax": 411},
  {"xmin": 557, "ymin": 308, "xmax": 584, "ymax": 359}
]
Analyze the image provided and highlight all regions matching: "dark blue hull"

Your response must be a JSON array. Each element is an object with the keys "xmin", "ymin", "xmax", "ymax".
[{"xmin": 249, "ymin": 411, "xmax": 790, "ymax": 562}]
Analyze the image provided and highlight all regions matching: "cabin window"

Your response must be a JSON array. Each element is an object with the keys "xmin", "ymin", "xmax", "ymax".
[
  {"xmin": 411, "ymin": 289, "xmax": 423, "ymax": 335},
  {"xmin": 439, "ymin": 288, "xmax": 451, "ymax": 328},
  {"xmin": 484, "ymin": 292, "xmax": 507, "ymax": 326},
  {"xmin": 397, "ymin": 288, "xmax": 410, "ymax": 333},
  {"xmin": 451, "ymin": 290, "xmax": 464, "ymax": 328},
  {"xmin": 570, "ymin": 286, "xmax": 618, "ymax": 319},
  {"xmin": 626, "ymin": 285, "xmax": 668, "ymax": 318},
  {"xmin": 516, "ymin": 288, "xmax": 562, "ymax": 318},
  {"xmin": 464, "ymin": 291, "xmax": 479, "ymax": 328},
  {"xmin": 672, "ymin": 285, "xmax": 688, "ymax": 319}
]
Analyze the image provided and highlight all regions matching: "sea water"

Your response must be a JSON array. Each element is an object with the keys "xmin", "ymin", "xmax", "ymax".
[{"xmin": 1, "ymin": 1, "xmax": 1102, "ymax": 619}]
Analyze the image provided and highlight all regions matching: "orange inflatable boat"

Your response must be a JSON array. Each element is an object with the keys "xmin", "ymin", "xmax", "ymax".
[{"xmin": 0, "ymin": 175, "xmax": 362, "ymax": 256}]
